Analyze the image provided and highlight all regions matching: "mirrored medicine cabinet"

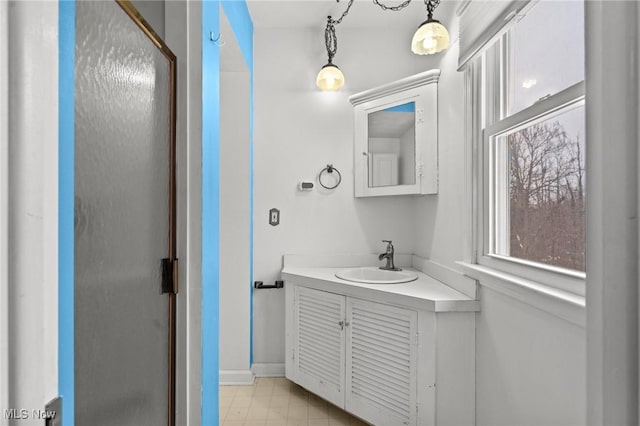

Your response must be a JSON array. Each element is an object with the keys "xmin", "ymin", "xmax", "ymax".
[{"xmin": 349, "ymin": 69, "xmax": 440, "ymax": 197}]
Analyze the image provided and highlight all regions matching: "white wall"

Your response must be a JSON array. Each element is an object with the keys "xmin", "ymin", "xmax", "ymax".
[
  {"xmin": 252, "ymin": 24, "xmax": 443, "ymax": 365},
  {"xmin": 411, "ymin": 31, "xmax": 465, "ymax": 266},
  {"xmin": 219, "ymin": 67, "xmax": 252, "ymax": 381},
  {"xmin": 5, "ymin": 1, "xmax": 59, "ymax": 422},
  {"xmin": 476, "ymin": 288, "xmax": 586, "ymax": 425}
]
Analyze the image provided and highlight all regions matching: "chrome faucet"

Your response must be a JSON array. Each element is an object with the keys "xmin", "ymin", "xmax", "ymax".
[{"xmin": 378, "ymin": 240, "xmax": 402, "ymax": 271}]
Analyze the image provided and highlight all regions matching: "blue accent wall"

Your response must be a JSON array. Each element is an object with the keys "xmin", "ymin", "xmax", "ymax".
[
  {"xmin": 221, "ymin": 2, "xmax": 253, "ymax": 70},
  {"xmin": 58, "ymin": 2, "xmax": 75, "ymax": 426},
  {"xmin": 202, "ymin": 3, "xmax": 254, "ymax": 422},
  {"xmin": 202, "ymin": 2, "xmax": 254, "ymax": 421},
  {"xmin": 201, "ymin": 1, "xmax": 221, "ymax": 424}
]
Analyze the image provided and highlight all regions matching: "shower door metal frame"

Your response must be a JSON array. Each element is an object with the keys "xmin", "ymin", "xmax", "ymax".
[{"xmin": 113, "ymin": 2, "xmax": 178, "ymax": 425}]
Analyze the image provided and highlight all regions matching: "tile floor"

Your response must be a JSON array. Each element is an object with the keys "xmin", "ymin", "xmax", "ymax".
[{"xmin": 219, "ymin": 377, "xmax": 369, "ymax": 426}]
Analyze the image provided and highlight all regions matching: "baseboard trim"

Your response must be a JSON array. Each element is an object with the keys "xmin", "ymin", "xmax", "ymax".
[
  {"xmin": 219, "ymin": 369, "xmax": 255, "ymax": 385},
  {"xmin": 252, "ymin": 363, "xmax": 285, "ymax": 377}
]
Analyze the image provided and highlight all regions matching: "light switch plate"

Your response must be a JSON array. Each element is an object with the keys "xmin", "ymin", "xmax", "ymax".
[{"xmin": 269, "ymin": 208, "xmax": 280, "ymax": 226}]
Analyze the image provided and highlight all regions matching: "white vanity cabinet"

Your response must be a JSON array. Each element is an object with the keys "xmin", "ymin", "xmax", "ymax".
[
  {"xmin": 345, "ymin": 297, "xmax": 422, "ymax": 426},
  {"xmin": 283, "ymin": 265, "xmax": 478, "ymax": 426},
  {"xmin": 290, "ymin": 286, "xmax": 347, "ymax": 409},
  {"xmin": 288, "ymin": 285, "xmax": 428, "ymax": 426}
]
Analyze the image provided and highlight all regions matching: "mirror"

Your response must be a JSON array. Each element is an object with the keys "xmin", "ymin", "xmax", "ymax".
[
  {"xmin": 367, "ymin": 101, "xmax": 416, "ymax": 187},
  {"xmin": 350, "ymin": 69, "xmax": 440, "ymax": 197}
]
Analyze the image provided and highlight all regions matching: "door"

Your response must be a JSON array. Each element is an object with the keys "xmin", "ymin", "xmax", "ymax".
[
  {"xmin": 293, "ymin": 286, "xmax": 346, "ymax": 408},
  {"xmin": 74, "ymin": 1, "xmax": 177, "ymax": 425},
  {"xmin": 346, "ymin": 298, "xmax": 418, "ymax": 426}
]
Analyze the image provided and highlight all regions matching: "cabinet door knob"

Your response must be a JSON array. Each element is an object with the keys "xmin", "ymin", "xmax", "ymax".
[{"xmin": 338, "ymin": 320, "xmax": 345, "ymax": 330}]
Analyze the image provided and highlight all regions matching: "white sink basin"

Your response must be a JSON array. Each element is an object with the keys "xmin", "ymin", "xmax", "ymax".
[{"xmin": 335, "ymin": 267, "xmax": 418, "ymax": 284}]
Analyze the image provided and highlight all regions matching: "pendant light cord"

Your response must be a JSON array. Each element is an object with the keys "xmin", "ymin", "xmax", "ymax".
[
  {"xmin": 324, "ymin": 0, "xmax": 354, "ymax": 63},
  {"xmin": 332, "ymin": 0, "xmax": 354, "ymax": 25},
  {"xmin": 425, "ymin": 0, "xmax": 440, "ymax": 20},
  {"xmin": 372, "ymin": 0, "xmax": 412, "ymax": 12},
  {"xmin": 324, "ymin": 18, "xmax": 337, "ymax": 63},
  {"xmin": 323, "ymin": 0, "xmax": 441, "ymax": 61},
  {"xmin": 318, "ymin": 0, "xmax": 445, "ymax": 90},
  {"xmin": 372, "ymin": 0, "xmax": 440, "ymax": 19}
]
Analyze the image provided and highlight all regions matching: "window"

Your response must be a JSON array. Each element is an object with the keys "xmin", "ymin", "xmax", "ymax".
[
  {"xmin": 474, "ymin": 0, "xmax": 586, "ymax": 292},
  {"xmin": 488, "ymin": 97, "xmax": 585, "ymax": 272},
  {"xmin": 506, "ymin": 0, "xmax": 584, "ymax": 116}
]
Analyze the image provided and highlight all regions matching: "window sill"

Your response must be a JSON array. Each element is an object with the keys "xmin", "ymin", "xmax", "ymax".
[{"xmin": 456, "ymin": 261, "xmax": 585, "ymax": 327}]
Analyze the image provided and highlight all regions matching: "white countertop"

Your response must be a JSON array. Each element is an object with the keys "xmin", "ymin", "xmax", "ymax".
[{"xmin": 281, "ymin": 264, "xmax": 480, "ymax": 313}]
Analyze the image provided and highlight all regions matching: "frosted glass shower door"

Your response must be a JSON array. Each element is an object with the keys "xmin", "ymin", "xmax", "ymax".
[{"xmin": 74, "ymin": 2, "xmax": 177, "ymax": 426}]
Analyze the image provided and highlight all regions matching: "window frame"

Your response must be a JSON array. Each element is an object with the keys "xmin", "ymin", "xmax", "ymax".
[{"xmin": 473, "ymin": 24, "xmax": 586, "ymax": 296}]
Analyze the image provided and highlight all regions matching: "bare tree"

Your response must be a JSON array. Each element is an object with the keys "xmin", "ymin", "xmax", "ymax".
[{"xmin": 508, "ymin": 121, "xmax": 585, "ymax": 271}]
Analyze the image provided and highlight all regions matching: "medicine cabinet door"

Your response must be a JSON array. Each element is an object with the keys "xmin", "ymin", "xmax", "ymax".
[{"xmin": 350, "ymin": 70, "xmax": 439, "ymax": 198}]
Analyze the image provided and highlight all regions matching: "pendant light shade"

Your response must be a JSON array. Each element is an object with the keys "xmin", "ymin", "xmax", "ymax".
[
  {"xmin": 313, "ymin": 0, "xmax": 449, "ymax": 88},
  {"xmin": 411, "ymin": 18, "xmax": 450, "ymax": 55},
  {"xmin": 316, "ymin": 63, "xmax": 345, "ymax": 91}
]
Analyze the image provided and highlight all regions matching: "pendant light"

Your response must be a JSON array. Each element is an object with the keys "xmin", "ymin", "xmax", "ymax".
[
  {"xmin": 316, "ymin": 16, "xmax": 345, "ymax": 91},
  {"xmin": 314, "ymin": 0, "xmax": 449, "ymax": 89},
  {"xmin": 410, "ymin": 0, "xmax": 449, "ymax": 55},
  {"xmin": 370, "ymin": 0, "xmax": 449, "ymax": 55}
]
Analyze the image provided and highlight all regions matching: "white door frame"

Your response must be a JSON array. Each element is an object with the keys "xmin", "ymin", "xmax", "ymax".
[
  {"xmin": 585, "ymin": 1, "xmax": 639, "ymax": 424},
  {"xmin": 0, "ymin": 0, "xmax": 9, "ymax": 418}
]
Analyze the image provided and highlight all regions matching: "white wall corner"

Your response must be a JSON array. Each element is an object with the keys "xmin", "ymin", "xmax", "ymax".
[
  {"xmin": 219, "ymin": 370, "xmax": 255, "ymax": 386},
  {"xmin": 457, "ymin": 261, "xmax": 585, "ymax": 327},
  {"xmin": 412, "ymin": 255, "xmax": 477, "ymax": 299},
  {"xmin": 586, "ymin": 1, "xmax": 639, "ymax": 424},
  {"xmin": 165, "ymin": 1, "xmax": 203, "ymax": 425},
  {"xmin": 7, "ymin": 0, "xmax": 59, "ymax": 413},
  {"xmin": 252, "ymin": 363, "xmax": 286, "ymax": 378}
]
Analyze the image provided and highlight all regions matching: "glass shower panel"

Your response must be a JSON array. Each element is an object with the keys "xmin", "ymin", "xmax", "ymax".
[{"xmin": 75, "ymin": 2, "xmax": 171, "ymax": 425}]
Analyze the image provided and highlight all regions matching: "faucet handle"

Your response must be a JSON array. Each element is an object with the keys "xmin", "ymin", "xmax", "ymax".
[
  {"xmin": 381, "ymin": 240, "xmax": 394, "ymax": 252},
  {"xmin": 382, "ymin": 240, "xmax": 392, "ymax": 244}
]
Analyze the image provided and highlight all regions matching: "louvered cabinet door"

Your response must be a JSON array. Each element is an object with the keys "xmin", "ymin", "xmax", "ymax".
[
  {"xmin": 346, "ymin": 298, "xmax": 418, "ymax": 426},
  {"xmin": 293, "ymin": 286, "xmax": 346, "ymax": 408}
]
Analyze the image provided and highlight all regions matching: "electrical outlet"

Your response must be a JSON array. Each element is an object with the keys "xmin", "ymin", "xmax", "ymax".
[{"xmin": 269, "ymin": 208, "xmax": 280, "ymax": 226}]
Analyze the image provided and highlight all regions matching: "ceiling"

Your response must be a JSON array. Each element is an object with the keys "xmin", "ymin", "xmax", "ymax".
[
  {"xmin": 246, "ymin": 0, "xmax": 454, "ymax": 30},
  {"xmin": 225, "ymin": 0, "xmax": 459, "ymax": 71}
]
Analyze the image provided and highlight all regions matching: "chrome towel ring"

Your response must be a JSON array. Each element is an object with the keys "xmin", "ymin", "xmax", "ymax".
[{"xmin": 319, "ymin": 164, "xmax": 342, "ymax": 190}]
